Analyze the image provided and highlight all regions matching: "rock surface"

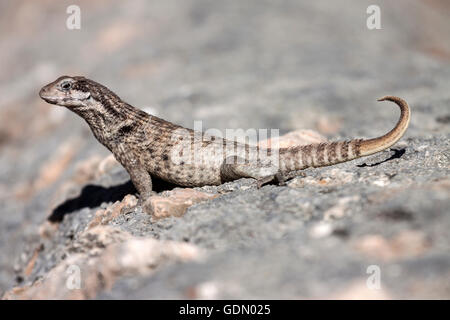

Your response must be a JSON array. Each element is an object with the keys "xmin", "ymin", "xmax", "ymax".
[{"xmin": 0, "ymin": 0, "xmax": 449, "ymax": 299}]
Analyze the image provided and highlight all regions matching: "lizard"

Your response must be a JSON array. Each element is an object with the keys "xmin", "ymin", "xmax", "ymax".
[{"xmin": 39, "ymin": 76, "xmax": 411, "ymax": 205}]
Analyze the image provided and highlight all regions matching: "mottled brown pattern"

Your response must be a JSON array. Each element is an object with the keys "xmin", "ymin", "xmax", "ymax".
[
  {"xmin": 341, "ymin": 141, "xmax": 350, "ymax": 161},
  {"xmin": 353, "ymin": 139, "xmax": 362, "ymax": 157},
  {"xmin": 316, "ymin": 143, "xmax": 327, "ymax": 166},
  {"xmin": 303, "ymin": 144, "xmax": 313, "ymax": 167},
  {"xmin": 39, "ymin": 76, "xmax": 410, "ymax": 203},
  {"xmin": 327, "ymin": 141, "xmax": 339, "ymax": 163}
]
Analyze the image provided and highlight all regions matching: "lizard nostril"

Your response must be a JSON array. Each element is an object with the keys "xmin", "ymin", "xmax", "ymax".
[{"xmin": 39, "ymin": 87, "xmax": 53, "ymax": 102}]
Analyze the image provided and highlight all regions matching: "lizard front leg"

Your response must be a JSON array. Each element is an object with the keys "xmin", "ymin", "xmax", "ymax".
[
  {"xmin": 114, "ymin": 144, "xmax": 154, "ymax": 204},
  {"xmin": 126, "ymin": 164, "xmax": 153, "ymax": 204}
]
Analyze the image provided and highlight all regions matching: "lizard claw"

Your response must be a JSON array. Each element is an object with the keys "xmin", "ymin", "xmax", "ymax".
[{"xmin": 256, "ymin": 173, "xmax": 287, "ymax": 188}]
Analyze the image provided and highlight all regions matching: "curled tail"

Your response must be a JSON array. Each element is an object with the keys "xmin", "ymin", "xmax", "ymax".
[{"xmin": 280, "ymin": 96, "xmax": 411, "ymax": 172}]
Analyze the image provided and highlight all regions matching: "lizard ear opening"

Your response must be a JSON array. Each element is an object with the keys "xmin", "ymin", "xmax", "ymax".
[
  {"xmin": 71, "ymin": 90, "xmax": 91, "ymax": 102},
  {"xmin": 82, "ymin": 91, "xmax": 91, "ymax": 101}
]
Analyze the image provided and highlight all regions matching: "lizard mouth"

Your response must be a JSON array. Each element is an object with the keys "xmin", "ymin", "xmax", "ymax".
[{"xmin": 41, "ymin": 96, "xmax": 57, "ymax": 104}]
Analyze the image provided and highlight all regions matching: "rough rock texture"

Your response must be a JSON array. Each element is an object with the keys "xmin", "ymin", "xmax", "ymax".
[{"xmin": 0, "ymin": 0, "xmax": 449, "ymax": 299}]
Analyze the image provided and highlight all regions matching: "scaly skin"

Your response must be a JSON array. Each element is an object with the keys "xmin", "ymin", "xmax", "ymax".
[{"xmin": 39, "ymin": 76, "xmax": 411, "ymax": 203}]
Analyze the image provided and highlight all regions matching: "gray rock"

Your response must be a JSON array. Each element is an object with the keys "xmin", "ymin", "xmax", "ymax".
[{"xmin": 1, "ymin": 0, "xmax": 449, "ymax": 299}]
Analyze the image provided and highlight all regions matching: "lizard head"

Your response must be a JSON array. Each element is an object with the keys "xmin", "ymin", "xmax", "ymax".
[{"xmin": 39, "ymin": 75, "xmax": 93, "ymax": 108}]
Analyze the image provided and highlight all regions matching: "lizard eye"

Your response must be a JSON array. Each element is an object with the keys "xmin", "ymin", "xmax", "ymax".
[{"xmin": 60, "ymin": 81, "xmax": 72, "ymax": 91}]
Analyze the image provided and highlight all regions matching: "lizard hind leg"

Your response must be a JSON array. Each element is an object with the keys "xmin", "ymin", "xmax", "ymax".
[{"xmin": 220, "ymin": 156, "xmax": 284, "ymax": 188}]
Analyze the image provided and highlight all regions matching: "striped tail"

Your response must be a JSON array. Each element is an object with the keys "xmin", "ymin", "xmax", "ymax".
[{"xmin": 279, "ymin": 96, "xmax": 411, "ymax": 172}]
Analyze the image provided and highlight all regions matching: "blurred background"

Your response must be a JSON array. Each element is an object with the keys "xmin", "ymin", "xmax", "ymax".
[{"xmin": 0, "ymin": 0, "xmax": 449, "ymax": 297}]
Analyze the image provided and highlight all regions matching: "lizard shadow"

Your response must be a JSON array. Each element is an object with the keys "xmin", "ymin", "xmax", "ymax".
[
  {"xmin": 48, "ymin": 177, "xmax": 177, "ymax": 223},
  {"xmin": 357, "ymin": 148, "xmax": 406, "ymax": 168}
]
